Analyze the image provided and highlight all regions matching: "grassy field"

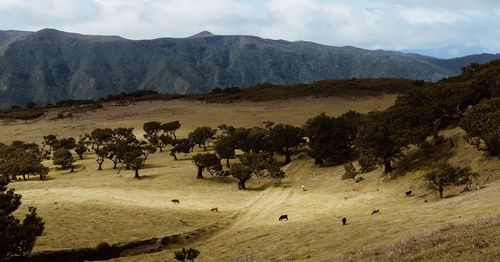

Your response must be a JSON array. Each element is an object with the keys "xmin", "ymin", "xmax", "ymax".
[{"xmin": 2, "ymin": 95, "xmax": 499, "ymax": 261}]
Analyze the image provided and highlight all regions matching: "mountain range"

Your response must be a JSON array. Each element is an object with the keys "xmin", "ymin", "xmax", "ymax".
[{"xmin": 0, "ymin": 28, "xmax": 499, "ymax": 108}]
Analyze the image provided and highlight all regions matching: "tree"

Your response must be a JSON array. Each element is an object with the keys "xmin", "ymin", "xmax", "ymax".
[
  {"xmin": 231, "ymin": 153, "xmax": 285, "ymax": 190},
  {"xmin": 214, "ymin": 135, "xmax": 236, "ymax": 167},
  {"xmin": 74, "ymin": 142, "xmax": 88, "ymax": 160},
  {"xmin": 0, "ymin": 142, "xmax": 48, "ymax": 181},
  {"xmin": 95, "ymin": 148, "xmax": 107, "ymax": 171},
  {"xmin": 304, "ymin": 112, "xmax": 361, "ymax": 166},
  {"xmin": 122, "ymin": 143, "xmax": 156, "ymax": 178},
  {"xmin": 162, "ymin": 121, "xmax": 181, "ymax": 139},
  {"xmin": 188, "ymin": 127, "xmax": 217, "ymax": 150},
  {"xmin": 268, "ymin": 124, "xmax": 304, "ymax": 164},
  {"xmin": 233, "ymin": 127, "xmax": 268, "ymax": 154},
  {"xmin": 144, "ymin": 121, "xmax": 167, "ymax": 152},
  {"xmin": 425, "ymin": 161, "xmax": 479, "ymax": 198},
  {"xmin": 108, "ymin": 128, "xmax": 137, "ymax": 169},
  {"xmin": 460, "ymin": 98, "xmax": 500, "ymax": 155},
  {"xmin": 42, "ymin": 134, "xmax": 57, "ymax": 152},
  {"xmin": 229, "ymin": 163, "xmax": 253, "ymax": 190},
  {"xmin": 355, "ymin": 110, "xmax": 406, "ymax": 173},
  {"xmin": 192, "ymin": 153, "xmax": 222, "ymax": 179},
  {"xmin": 170, "ymin": 139, "xmax": 193, "ymax": 160},
  {"xmin": 52, "ymin": 137, "xmax": 76, "ymax": 151},
  {"xmin": 174, "ymin": 248, "xmax": 200, "ymax": 262},
  {"xmin": 0, "ymin": 176, "xmax": 45, "ymax": 258},
  {"xmin": 53, "ymin": 148, "xmax": 75, "ymax": 172},
  {"xmin": 89, "ymin": 128, "xmax": 114, "ymax": 150}
]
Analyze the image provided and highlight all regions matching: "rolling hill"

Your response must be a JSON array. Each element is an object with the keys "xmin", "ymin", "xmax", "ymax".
[{"xmin": 0, "ymin": 28, "xmax": 499, "ymax": 108}]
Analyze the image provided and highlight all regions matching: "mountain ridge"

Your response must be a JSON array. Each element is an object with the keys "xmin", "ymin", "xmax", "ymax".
[{"xmin": 0, "ymin": 28, "xmax": 499, "ymax": 108}]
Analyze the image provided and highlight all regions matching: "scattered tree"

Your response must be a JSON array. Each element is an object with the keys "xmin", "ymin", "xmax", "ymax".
[
  {"xmin": 192, "ymin": 153, "xmax": 222, "ymax": 179},
  {"xmin": 355, "ymin": 110, "xmax": 405, "ymax": 173},
  {"xmin": 214, "ymin": 135, "xmax": 236, "ymax": 167},
  {"xmin": 42, "ymin": 134, "xmax": 57, "ymax": 152},
  {"xmin": 268, "ymin": 123, "xmax": 304, "ymax": 164},
  {"xmin": 304, "ymin": 112, "xmax": 361, "ymax": 166},
  {"xmin": 53, "ymin": 148, "xmax": 75, "ymax": 172},
  {"xmin": 170, "ymin": 139, "xmax": 193, "ymax": 160},
  {"xmin": 230, "ymin": 153, "xmax": 285, "ymax": 190},
  {"xmin": 52, "ymin": 137, "xmax": 76, "ymax": 151},
  {"xmin": 122, "ymin": 143, "xmax": 156, "ymax": 178},
  {"xmin": 188, "ymin": 127, "xmax": 217, "ymax": 150},
  {"xmin": 74, "ymin": 142, "xmax": 88, "ymax": 160},
  {"xmin": 425, "ymin": 161, "xmax": 479, "ymax": 198},
  {"xmin": 162, "ymin": 121, "xmax": 181, "ymax": 139}
]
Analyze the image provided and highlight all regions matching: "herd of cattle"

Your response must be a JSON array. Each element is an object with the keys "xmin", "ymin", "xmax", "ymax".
[{"xmin": 171, "ymin": 187, "xmax": 415, "ymax": 226}]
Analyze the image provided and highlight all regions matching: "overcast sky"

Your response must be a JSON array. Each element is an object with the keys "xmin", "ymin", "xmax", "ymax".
[{"xmin": 1, "ymin": 0, "xmax": 499, "ymax": 58}]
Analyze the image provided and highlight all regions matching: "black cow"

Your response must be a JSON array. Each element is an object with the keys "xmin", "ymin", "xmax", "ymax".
[
  {"xmin": 279, "ymin": 215, "xmax": 288, "ymax": 221},
  {"xmin": 171, "ymin": 199, "xmax": 180, "ymax": 204},
  {"xmin": 405, "ymin": 191, "xmax": 413, "ymax": 197},
  {"xmin": 341, "ymin": 217, "xmax": 347, "ymax": 225}
]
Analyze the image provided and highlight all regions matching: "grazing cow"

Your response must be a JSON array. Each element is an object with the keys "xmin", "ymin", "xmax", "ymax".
[
  {"xmin": 371, "ymin": 209, "xmax": 380, "ymax": 215},
  {"xmin": 279, "ymin": 215, "xmax": 288, "ymax": 221},
  {"xmin": 210, "ymin": 207, "xmax": 219, "ymax": 212},
  {"xmin": 341, "ymin": 217, "xmax": 347, "ymax": 225},
  {"xmin": 405, "ymin": 190, "xmax": 413, "ymax": 197},
  {"xmin": 179, "ymin": 218, "xmax": 188, "ymax": 226},
  {"xmin": 301, "ymin": 185, "xmax": 306, "ymax": 191},
  {"xmin": 172, "ymin": 199, "xmax": 180, "ymax": 204}
]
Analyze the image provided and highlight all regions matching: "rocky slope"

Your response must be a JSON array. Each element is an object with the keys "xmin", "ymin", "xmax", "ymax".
[{"xmin": 0, "ymin": 28, "xmax": 499, "ymax": 108}]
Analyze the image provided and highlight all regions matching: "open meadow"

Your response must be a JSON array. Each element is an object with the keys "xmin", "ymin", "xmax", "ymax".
[{"xmin": 2, "ymin": 94, "xmax": 499, "ymax": 261}]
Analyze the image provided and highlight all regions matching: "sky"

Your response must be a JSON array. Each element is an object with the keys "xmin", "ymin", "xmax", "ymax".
[{"xmin": 0, "ymin": 0, "xmax": 499, "ymax": 58}]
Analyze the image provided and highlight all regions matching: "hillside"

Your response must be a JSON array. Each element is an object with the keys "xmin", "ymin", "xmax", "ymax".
[{"xmin": 0, "ymin": 28, "xmax": 499, "ymax": 108}]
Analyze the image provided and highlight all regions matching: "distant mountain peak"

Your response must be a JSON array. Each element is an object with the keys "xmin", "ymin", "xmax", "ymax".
[
  {"xmin": 37, "ymin": 28, "xmax": 62, "ymax": 34},
  {"xmin": 189, "ymin": 30, "xmax": 216, "ymax": 38}
]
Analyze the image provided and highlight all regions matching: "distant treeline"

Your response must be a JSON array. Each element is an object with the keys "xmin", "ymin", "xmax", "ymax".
[{"xmin": 0, "ymin": 78, "xmax": 424, "ymax": 120}]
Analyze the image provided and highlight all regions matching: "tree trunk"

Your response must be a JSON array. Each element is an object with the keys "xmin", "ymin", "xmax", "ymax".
[
  {"xmin": 113, "ymin": 161, "xmax": 117, "ymax": 169},
  {"xmin": 439, "ymin": 185, "xmax": 444, "ymax": 198},
  {"xmin": 383, "ymin": 158, "xmax": 393, "ymax": 173},
  {"xmin": 285, "ymin": 151, "xmax": 291, "ymax": 164},
  {"xmin": 197, "ymin": 166, "xmax": 204, "ymax": 179},
  {"xmin": 226, "ymin": 158, "xmax": 230, "ymax": 168},
  {"xmin": 79, "ymin": 154, "xmax": 83, "ymax": 160},
  {"xmin": 97, "ymin": 160, "xmax": 103, "ymax": 170},
  {"xmin": 22, "ymin": 174, "xmax": 26, "ymax": 181},
  {"xmin": 238, "ymin": 179, "xmax": 247, "ymax": 190},
  {"xmin": 171, "ymin": 152, "xmax": 178, "ymax": 160},
  {"xmin": 70, "ymin": 166, "xmax": 74, "ymax": 172},
  {"xmin": 134, "ymin": 168, "xmax": 140, "ymax": 178}
]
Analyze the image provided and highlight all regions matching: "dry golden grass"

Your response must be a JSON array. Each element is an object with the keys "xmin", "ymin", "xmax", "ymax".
[
  {"xmin": 343, "ymin": 214, "xmax": 500, "ymax": 262},
  {"xmin": 0, "ymin": 95, "xmax": 397, "ymax": 144},
  {"xmin": 2, "ymin": 95, "xmax": 499, "ymax": 261}
]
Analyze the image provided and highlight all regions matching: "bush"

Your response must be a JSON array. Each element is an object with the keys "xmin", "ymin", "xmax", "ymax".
[{"xmin": 174, "ymin": 248, "xmax": 200, "ymax": 261}]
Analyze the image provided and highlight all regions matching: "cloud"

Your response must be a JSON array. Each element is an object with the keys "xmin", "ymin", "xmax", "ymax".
[{"xmin": 0, "ymin": 0, "xmax": 499, "ymax": 58}]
